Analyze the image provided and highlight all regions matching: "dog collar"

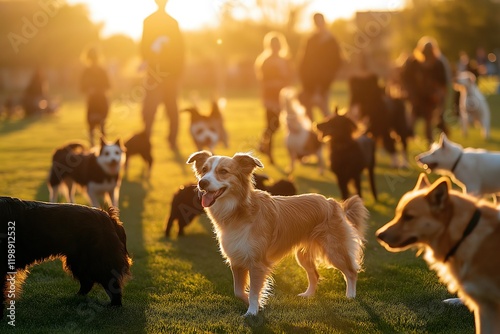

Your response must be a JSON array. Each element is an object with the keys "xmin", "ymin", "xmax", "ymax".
[
  {"xmin": 444, "ymin": 209, "xmax": 481, "ymax": 262},
  {"xmin": 450, "ymin": 152, "xmax": 463, "ymax": 173}
]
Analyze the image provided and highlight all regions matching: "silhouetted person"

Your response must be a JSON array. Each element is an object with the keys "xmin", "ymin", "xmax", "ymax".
[
  {"xmin": 80, "ymin": 47, "xmax": 111, "ymax": 146},
  {"xmin": 297, "ymin": 13, "xmax": 342, "ymax": 121},
  {"xmin": 255, "ymin": 31, "xmax": 293, "ymax": 164},
  {"xmin": 348, "ymin": 52, "xmax": 399, "ymax": 167},
  {"xmin": 402, "ymin": 37, "xmax": 450, "ymax": 144},
  {"xmin": 22, "ymin": 67, "xmax": 48, "ymax": 117},
  {"xmin": 141, "ymin": 0, "xmax": 185, "ymax": 151}
]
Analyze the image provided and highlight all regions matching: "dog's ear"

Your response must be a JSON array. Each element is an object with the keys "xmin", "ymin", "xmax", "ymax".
[
  {"xmin": 414, "ymin": 173, "xmax": 431, "ymax": 190},
  {"xmin": 233, "ymin": 153, "xmax": 263, "ymax": 174},
  {"xmin": 425, "ymin": 177, "xmax": 451, "ymax": 212},
  {"xmin": 439, "ymin": 132, "xmax": 448, "ymax": 148},
  {"xmin": 114, "ymin": 138, "xmax": 126, "ymax": 151},
  {"xmin": 187, "ymin": 151, "xmax": 212, "ymax": 176},
  {"xmin": 100, "ymin": 137, "xmax": 107, "ymax": 147}
]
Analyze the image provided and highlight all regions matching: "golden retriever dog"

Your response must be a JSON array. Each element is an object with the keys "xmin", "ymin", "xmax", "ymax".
[
  {"xmin": 187, "ymin": 151, "xmax": 368, "ymax": 316},
  {"xmin": 376, "ymin": 173, "xmax": 500, "ymax": 334}
]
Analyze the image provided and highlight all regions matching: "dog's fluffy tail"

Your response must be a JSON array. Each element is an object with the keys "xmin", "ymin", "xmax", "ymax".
[{"xmin": 342, "ymin": 195, "xmax": 369, "ymax": 243}]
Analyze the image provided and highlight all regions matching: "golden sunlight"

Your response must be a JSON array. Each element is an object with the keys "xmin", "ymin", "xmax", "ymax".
[{"xmin": 68, "ymin": 0, "xmax": 405, "ymax": 40}]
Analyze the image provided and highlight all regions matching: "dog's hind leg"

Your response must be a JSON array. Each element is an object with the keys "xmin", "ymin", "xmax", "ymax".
[
  {"xmin": 296, "ymin": 248, "xmax": 319, "ymax": 297},
  {"xmin": 165, "ymin": 215, "xmax": 175, "ymax": 237},
  {"xmin": 246, "ymin": 264, "xmax": 271, "ymax": 316},
  {"xmin": 231, "ymin": 266, "xmax": 249, "ymax": 304},
  {"xmin": 77, "ymin": 279, "xmax": 94, "ymax": 296},
  {"xmin": 321, "ymin": 238, "xmax": 360, "ymax": 299}
]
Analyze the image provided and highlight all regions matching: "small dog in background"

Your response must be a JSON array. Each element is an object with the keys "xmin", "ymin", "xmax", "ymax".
[
  {"xmin": 454, "ymin": 71, "xmax": 490, "ymax": 139},
  {"xmin": 124, "ymin": 130, "xmax": 152, "ymax": 177},
  {"xmin": 165, "ymin": 174, "xmax": 297, "ymax": 238},
  {"xmin": 253, "ymin": 173, "xmax": 297, "ymax": 196},
  {"xmin": 376, "ymin": 174, "xmax": 500, "ymax": 333},
  {"xmin": 165, "ymin": 184, "xmax": 204, "ymax": 237},
  {"xmin": 416, "ymin": 133, "xmax": 500, "ymax": 197},
  {"xmin": 0, "ymin": 197, "xmax": 131, "ymax": 316},
  {"xmin": 48, "ymin": 138, "xmax": 125, "ymax": 208},
  {"xmin": 188, "ymin": 151, "xmax": 368, "ymax": 316},
  {"xmin": 281, "ymin": 88, "xmax": 324, "ymax": 174},
  {"xmin": 316, "ymin": 108, "xmax": 377, "ymax": 201},
  {"xmin": 183, "ymin": 98, "xmax": 228, "ymax": 152}
]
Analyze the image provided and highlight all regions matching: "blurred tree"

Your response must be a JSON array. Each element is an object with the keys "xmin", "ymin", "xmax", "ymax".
[
  {"xmin": 101, "ymin": 34, "xmax": 138, "ymax": 64},
  {"xmin": 395, "ymin": 0, "xmax": 500, "ymax": 62},
  {"xmin": 0, "ymin": 1, "xmax": 101, "ymax": 67}
]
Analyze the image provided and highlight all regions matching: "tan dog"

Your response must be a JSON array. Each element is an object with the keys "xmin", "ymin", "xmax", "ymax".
[
  {"xmin": 187, "ymin": 151, "xmax": 368, "ymax": 317},
  {"xmin": 376, "ymin": 174, "xmax": 500, "ymax": 334}
]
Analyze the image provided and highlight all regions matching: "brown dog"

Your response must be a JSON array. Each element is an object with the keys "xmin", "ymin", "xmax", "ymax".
[
  {"xmin": 187, "ymin": 151, "xmax": 368, "ymax": 317},
  {"xmin": 376, "ymin": 174, "xmax": 500, "ymax": 334}
]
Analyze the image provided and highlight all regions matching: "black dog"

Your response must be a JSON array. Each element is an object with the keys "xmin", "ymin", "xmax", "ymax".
[
  {"xmin": 124, "ymin": 130, "xmax": 153, "ymax": 177},
  {"xmin": 316, "ymin": 110, "xmax": 377, "ymax": 200},
  {"xmin": 165, "ymin": 185, "xmax": 204, "ymax": 237},
  {"xmin": 165, "ymin": 174, "xmax": 297, "ymax": 237},
  {"xmin": 253, "ymin": 174, "xmax": 297, "ymax": 196},
  {"xmin": 0, "ymin": 197, "xmax": 132, "ymax": 317}
]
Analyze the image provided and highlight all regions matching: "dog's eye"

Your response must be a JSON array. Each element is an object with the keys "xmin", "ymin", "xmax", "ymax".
[
  {"xmin": 201, "ymin": 166, "xmax": 208, "ymax": 173},
  {"xmin": 219, "ymin": 169, "xmax": 229, "ymax": 175}
]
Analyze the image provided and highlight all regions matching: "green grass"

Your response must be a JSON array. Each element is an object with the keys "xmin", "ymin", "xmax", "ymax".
[{"xmin": 0, "ymin": 80, "xmax": 499, "ymax": 333}]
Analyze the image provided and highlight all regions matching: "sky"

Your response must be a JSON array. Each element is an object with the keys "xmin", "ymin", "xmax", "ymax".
[{"xmin": 66, "ymin": 0, "xmax": 405, "ymax": 40}]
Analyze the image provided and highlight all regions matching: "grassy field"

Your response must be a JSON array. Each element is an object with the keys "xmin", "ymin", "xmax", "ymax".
[{"xmin": 0, "ymin": 80, "xmax": 498, "ymax": 333}]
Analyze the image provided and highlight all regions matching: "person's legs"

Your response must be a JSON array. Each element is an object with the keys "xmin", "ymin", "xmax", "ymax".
[
  {"xmin": 259, "ymin": 107, "xmax": 280, "ymax": 164},
  {"xmin": 142, "ymin": 78, "xmax": 163, "ymax": 138},
  {"xmin": 162, "ymin": 79, "xmax": 180, "ymax": 150}
]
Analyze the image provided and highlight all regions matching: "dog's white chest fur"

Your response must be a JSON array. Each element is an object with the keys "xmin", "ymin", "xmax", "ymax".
[{"xmin": 217, "ymin": 224, "xmax": 256, "ymax": 265}]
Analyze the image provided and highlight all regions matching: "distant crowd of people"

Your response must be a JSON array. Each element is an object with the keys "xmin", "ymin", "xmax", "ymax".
[{"xmin": 3, "ymin": 0, "xmax": 498, "ymax": 155}]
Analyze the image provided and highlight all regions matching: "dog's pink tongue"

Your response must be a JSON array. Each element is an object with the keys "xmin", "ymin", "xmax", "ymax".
[{"xmin": 201, "ymin": 192, "xmax": 215, "ymax": 208}]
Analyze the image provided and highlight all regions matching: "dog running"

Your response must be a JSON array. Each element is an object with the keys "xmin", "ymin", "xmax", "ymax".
[
  {"xmin": 187, "ymin": 151, "xmax": 368, "ymax": 316},
  {"xmin": 376, "ymin": 174, "xmax": 500, "ymax": 333}
]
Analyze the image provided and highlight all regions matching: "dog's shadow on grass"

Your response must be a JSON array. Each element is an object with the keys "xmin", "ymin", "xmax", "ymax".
[{"xmin": 0, "ymin": 115, "xmax": 40, "ymax": 136}]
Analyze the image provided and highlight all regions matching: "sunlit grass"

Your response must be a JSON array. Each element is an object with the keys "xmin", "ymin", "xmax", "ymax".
[{"xmin": 1, "ymin": 85, "xmax": 497, "ymax": 332}]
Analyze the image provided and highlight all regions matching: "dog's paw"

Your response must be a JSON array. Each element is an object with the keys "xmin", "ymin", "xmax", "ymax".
[
  {"xmin": 298, "ymin": 292, "xmax": 314, "ymax": 298},
  {"xmin": 243, "ymin": 312, "xmax": 265, "ymax": 327}
]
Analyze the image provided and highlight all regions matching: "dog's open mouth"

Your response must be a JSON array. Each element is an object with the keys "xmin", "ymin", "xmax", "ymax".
[{"xmin": 201, "ymin": 188, "xmax": 226, "ymax": 208}]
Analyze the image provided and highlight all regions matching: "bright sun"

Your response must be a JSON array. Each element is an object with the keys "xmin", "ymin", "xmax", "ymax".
[{"xmin": 67, "ymin": 0, "xmax": 405, "ymax": 40}]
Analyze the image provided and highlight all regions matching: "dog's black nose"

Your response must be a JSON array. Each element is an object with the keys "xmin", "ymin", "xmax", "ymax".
[{"xmin": 199, "ymin": 179, "xmax": 209, "ymax": 190}]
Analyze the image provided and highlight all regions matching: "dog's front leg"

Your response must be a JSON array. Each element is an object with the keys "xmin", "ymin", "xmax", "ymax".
[
  {"xmin": 86, "ymin": 186, "xmax": 100, "ymax": 208},
  {"xmin": 475, "ymin": 302, "xmax": 500, "ymax": 334},
  {"xmin": 245, "ymin": 263, "xmax": 270, "ymax": 316},
  {"xmin": 231, "ymin": 266, "xmax": 249, "ymax": 304}
]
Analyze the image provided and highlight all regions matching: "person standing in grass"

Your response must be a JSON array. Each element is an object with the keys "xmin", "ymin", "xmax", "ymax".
[
  {"xmin": 297, "ymin": 13, "xmax": 342, "ymax": 121},
  {"xmin": 255, "ymin": 31, "xmax": 293, "ymax": 165},
  {"xmin": 80, "ymin": 47, "xmax": 111, "ymax": 147},
  {"xmin": 140, "ymin": 0, "xmax": 185, "ymax": 151}
]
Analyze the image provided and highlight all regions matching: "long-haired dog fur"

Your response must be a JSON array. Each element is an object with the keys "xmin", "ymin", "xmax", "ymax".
[
  {"xmin": 48, "ymin": 138, "xmax": 125, "ymax": 207},
  {"xmin": 187, "ymin": 151, "xmax": 368, "ymax": 316},
  {"xmin": 165, "ymin": 174, "xmax": 296, "ymax": 238},
  {"xmin": 281, "ymin": 88, "xmax": 324, "ymax": 174},
  {"xmin": 316, "ymin": 108, "xmax": 377, "ymax": 201},
  {"xmin": 0, "ymin": 197, "xmax": 131, "ymax": 317},
  {"xmin": 376, "ymin": 174, "xmax": 500, "ymax": 333}
]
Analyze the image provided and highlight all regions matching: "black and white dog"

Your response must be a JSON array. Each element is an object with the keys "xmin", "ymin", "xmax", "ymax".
[
  {"xmin": 48, "ymin": 138, "xmax": 125, "ymax": 208},
  {"xmin": 0, "ymin": 197, "xmax": 132, "ymax": 317},
  {"xmin": 183, "ymin": 99, "xmax": 228, "ymax": 152}
]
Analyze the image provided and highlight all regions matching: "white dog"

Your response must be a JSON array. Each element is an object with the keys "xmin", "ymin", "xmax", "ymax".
[
  {"xmin": 455, "ymin": 71, "xmax": 490, "ymax": 139},
  {"xmin": 416, "ymin": 133, "xmax": 500, "ymax": 197},
  {"xmin": 187, "ymin": 151, "xmax": 368, "ymax": 316},
  {"xmin": 281, "ymin": 87, "xmax": 324, "ymax": 174}
]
